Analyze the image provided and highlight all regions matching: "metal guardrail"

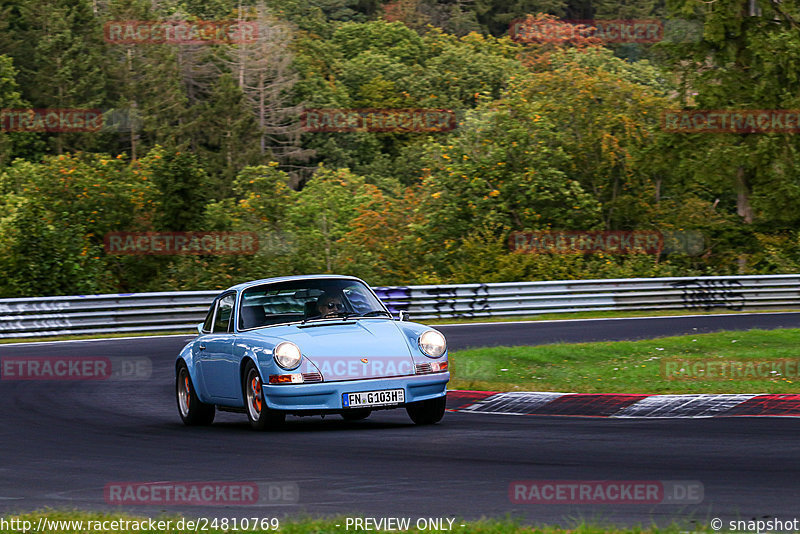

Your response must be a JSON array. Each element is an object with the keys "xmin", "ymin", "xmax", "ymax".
[{"xmin": 1, "ymin": 275, "xmax": 798, "ymax": 338}]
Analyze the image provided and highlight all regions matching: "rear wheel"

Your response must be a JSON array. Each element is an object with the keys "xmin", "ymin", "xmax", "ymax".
[
  {"xmin": 406, "ymin": 395, "xmax": 446, "ymax": 425},
  {"xmin": 176, "ymin": 362, "xmax": 215, "ymax": 426},
  {"xmin": 341, "ymin": 409, "xmax": 371, "ymax": 421},
  {"xmin": 243, "ymin": 361, "xmax": 285, "ymax": 431}
]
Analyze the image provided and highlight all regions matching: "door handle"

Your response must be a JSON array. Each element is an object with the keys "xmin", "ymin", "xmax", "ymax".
[{"xmin": 198, "ymin": 344, "xmax": 206, "ymax": 350}]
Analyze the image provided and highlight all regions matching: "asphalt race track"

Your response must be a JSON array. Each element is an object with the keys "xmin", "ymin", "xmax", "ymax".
[{"xmin": 1, "ymin": 313, "xmax": 799, "ymax": 527}]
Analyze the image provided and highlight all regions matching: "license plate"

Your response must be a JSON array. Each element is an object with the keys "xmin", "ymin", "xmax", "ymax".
[{"xmin": 343, "ymin": 388, "xmax": 405, "ymax": 408}]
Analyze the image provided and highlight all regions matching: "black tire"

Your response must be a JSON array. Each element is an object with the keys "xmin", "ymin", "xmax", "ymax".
[
  {"xmin": 176, "ymin": 362, "xmax": 215, "ymax": 426},
  {"xmin": 341, "ymin": 409, "xmax": 371, "ymax": 421},
  {"xmin": 406, "ymin": 395, "xmax": 446, "ymax": 425},
  {"xmin": 243, "ymin": 361, "xmax": 285, "ymax": 431}
]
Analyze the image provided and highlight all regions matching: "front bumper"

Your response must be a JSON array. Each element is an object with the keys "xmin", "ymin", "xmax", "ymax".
[{"xmin": 263, "ymin": 372, "xmax": 450, "ymax": 413}]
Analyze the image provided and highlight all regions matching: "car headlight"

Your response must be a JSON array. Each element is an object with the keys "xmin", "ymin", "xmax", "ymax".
[
  {"xmin": 273, "ymin": 342, "xmax": 302, "ymax": 370},
  {"xmin": 419, "ymin": 330, "xmax": 446, "ymax": 358}
]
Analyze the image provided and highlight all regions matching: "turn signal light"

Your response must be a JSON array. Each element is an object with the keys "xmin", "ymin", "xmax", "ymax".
[
  {"xmin": 415, "ymin": 361, "xmax": 449, "ymax": 374},
  {"xmin": 269, "ymin": 373, "xmax": 303, "ymax": 384}
]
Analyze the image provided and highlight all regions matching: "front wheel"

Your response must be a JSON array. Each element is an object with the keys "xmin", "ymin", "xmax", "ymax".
[
  {"xmin": 243, "ymin": 362, "xmax": 285, "ymax": 431},
  {"xmin": 406, "ymin": 395, "xmax": 446, "ymax": 425},
  {"xmin": 176, "ymin": 362, "xmax": 215, "ymax": 426}
]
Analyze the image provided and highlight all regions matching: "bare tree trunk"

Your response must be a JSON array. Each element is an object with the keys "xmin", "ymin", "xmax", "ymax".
[
  {"xmin": 129, "ymin": 102, "xmax": 138, "ymax": 160},
  {"xmin": 654, "ymin": 176, "xmax": 661, "ymax": 203},
  {"xmin": 736, "ymin": 166, "xmax": 753, "ymax": 223},
  {"xmin": 218, "ymin": 3, "xmax": 314, "ymax": 170},
  {"xmin": 259, "ymin": 71, "xmax": 266, "ymax": 154},
  {"xmin": 127, "ymin": 48, "xmax": 137, "ymax": 160},
  {"xmin": 56, "ymin": 62, "xmax": 64, "ymax": 155},
  {"xmin": 238, "ymin": 0, "xmax": 245, "ymax": 88},
  {"xmin": 322, "ymin": 212, "xmax": 332, "ymax": 272}
]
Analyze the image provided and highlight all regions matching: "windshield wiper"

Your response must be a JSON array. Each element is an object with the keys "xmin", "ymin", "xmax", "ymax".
[
  {"xmin": 300, "ymin": 310, "xmax": 391, "ymax": 325},
  {"xmin": 298, "ymin": 313, "xmax": 357, "ymax": 327},
  {"xmin": 332, "ymin": 310, "xmax": 392, "ymax": 320},
  {"xmin": 355, "ymin": 310, "xmax": 393, "ymax": 318}
]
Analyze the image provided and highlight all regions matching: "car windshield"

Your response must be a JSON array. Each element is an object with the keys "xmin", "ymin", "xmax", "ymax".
[{"xmin": 238, "ymin": 278, "xmax": 389, "ymax": 330}]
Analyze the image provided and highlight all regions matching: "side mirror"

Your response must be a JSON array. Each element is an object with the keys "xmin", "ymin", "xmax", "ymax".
[
  {"xmin": 398, "ymin": 311, "xmax": 409, "ymax": 322},
  {"xmin": 196, "ymin": 323, "xmax": 204, "ymax": 335}
]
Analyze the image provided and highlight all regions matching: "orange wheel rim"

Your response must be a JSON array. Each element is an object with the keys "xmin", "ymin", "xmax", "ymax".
[
  {"xmin": 179, "ymin": 371, "xmax": 191, "ymax": 416},
  {"xmin": 251, "ymin": 377, "xmax": 262, "ymax": 412}
]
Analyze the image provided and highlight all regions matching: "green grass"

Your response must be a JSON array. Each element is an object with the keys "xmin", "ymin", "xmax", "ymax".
[
  {"xmin": 0, "ymin": 510, "xmax": 719, "ymax": 534},
  {"xmin": 448, "ymin": 328, "xmax": 800, "ymax": 394}
]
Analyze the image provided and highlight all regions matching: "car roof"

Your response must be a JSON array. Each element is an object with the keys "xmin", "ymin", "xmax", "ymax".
[{"xmin": 225, "ymin": 274, "xmax": 364, "ymax": 293}]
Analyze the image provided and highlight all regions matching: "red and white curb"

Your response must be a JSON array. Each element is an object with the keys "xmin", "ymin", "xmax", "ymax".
[{"xmin": 446, "ymin": 391, "xmax": 800, "ymax": 418}]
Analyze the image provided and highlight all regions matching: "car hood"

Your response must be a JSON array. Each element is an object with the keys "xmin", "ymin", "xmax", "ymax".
[{"xmin": 250, "ymin": 319, "xmax": 416, "ymax": 381}]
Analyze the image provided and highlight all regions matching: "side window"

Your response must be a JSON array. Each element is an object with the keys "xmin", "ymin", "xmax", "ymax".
[
  {"xmin": 212, "ymin": 294, "xmax": 235, "ymax": 333},
  {"xmin": 201, "ymin": 303, "xmax": 215, "ymax": 333}
]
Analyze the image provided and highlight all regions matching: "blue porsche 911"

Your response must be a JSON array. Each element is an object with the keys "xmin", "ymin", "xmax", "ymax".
[{"xmin": 176, "ymin": 275, "xmax": 449, "ymax": 429}]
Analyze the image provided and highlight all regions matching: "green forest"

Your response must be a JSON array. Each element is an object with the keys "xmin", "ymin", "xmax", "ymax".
[{"xmin": 1, "ymin": 0, "xmax": 799, "ymax": 297}]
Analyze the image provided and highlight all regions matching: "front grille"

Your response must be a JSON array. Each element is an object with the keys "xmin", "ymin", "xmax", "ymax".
[
  {"xmin": 415, "ymin": 363, "xmax": 432, "ymax": 374},
  {"xmin": 302, "ymin": 372, "xmax": 323, "ymax": 383}
]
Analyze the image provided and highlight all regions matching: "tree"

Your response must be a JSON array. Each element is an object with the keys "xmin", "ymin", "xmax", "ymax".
[
  {"xmin": 271, "ymin": 0, "xmax": 381, "ymax": 37},
  {"xmin": 661, "ymin": 0, "xmax": 800, "ymax": 270},
  {"xmin": 220, "ymin": 4, "xmax": 312, "ymax": 165},
  {"xmin": 158, "ymin": 163, "xmax": 298, "ymax": 290},
  {"xmin": 593, "ymin": 0, "xmax": 664, "ymax": 20},
  {"xmin": 0, "ymin": 54, "xmax": 38, "ymax": 168},
  {"xmin": 472, "ymin": 0, "xmax": 567, "ymax": 36},
  {"xmin": 0, "ymin": 153, "xmax": 142, "ymax": 296},
  {"xmin": 291, "ymin": 20, "xmax": 523, "ymax": 186},
  {"xmin": 663, "ymin": 0, "xmax": 800, "ymax": 223},
  {"xmin": 11, "ymin": 0, "xmax": 109, "ymax": 153},
  {"xmin": 341, "ymin": 184, "xmax": 425, "ymax": 282},
  {"xmin": 333, "ymin": 19, "xmax": 427, "ymax": 64},
  {"xmin": 383, "ymin": 0, "xmax": 482, "ymax": 36},
  {"xmin": 416, "ymin": 99, "xmax": 602, "ymax": 277},
  {"xmin": 138, "ymin": 146, "xmax": 210, "ymax": 231},
  {"xmin": 519, "ymin": 46, "xmax": 673, "ymax": 228},
  {"xmin": 0, "ymin": 0, "xmax": 19, "ymax": 55},
  {"xmin": 192, "ymin": 73, "xmax": 263, "ymax": 193},
  {"xmin": 285, "ymin": 166, "xmax": 374, "ymax": 273},
  {"xmin": 421, "ymin": 28, "xmax": 524, "ymax": 109},
  {"xmin": 102, "ymin": 0, "xmax": 192, "ymax": 159}
]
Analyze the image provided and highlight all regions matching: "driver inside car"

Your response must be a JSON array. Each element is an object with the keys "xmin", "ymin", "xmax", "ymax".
[{"xmin": 316, "ymin": 292, "xmax": 346, "ymax": 318}]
